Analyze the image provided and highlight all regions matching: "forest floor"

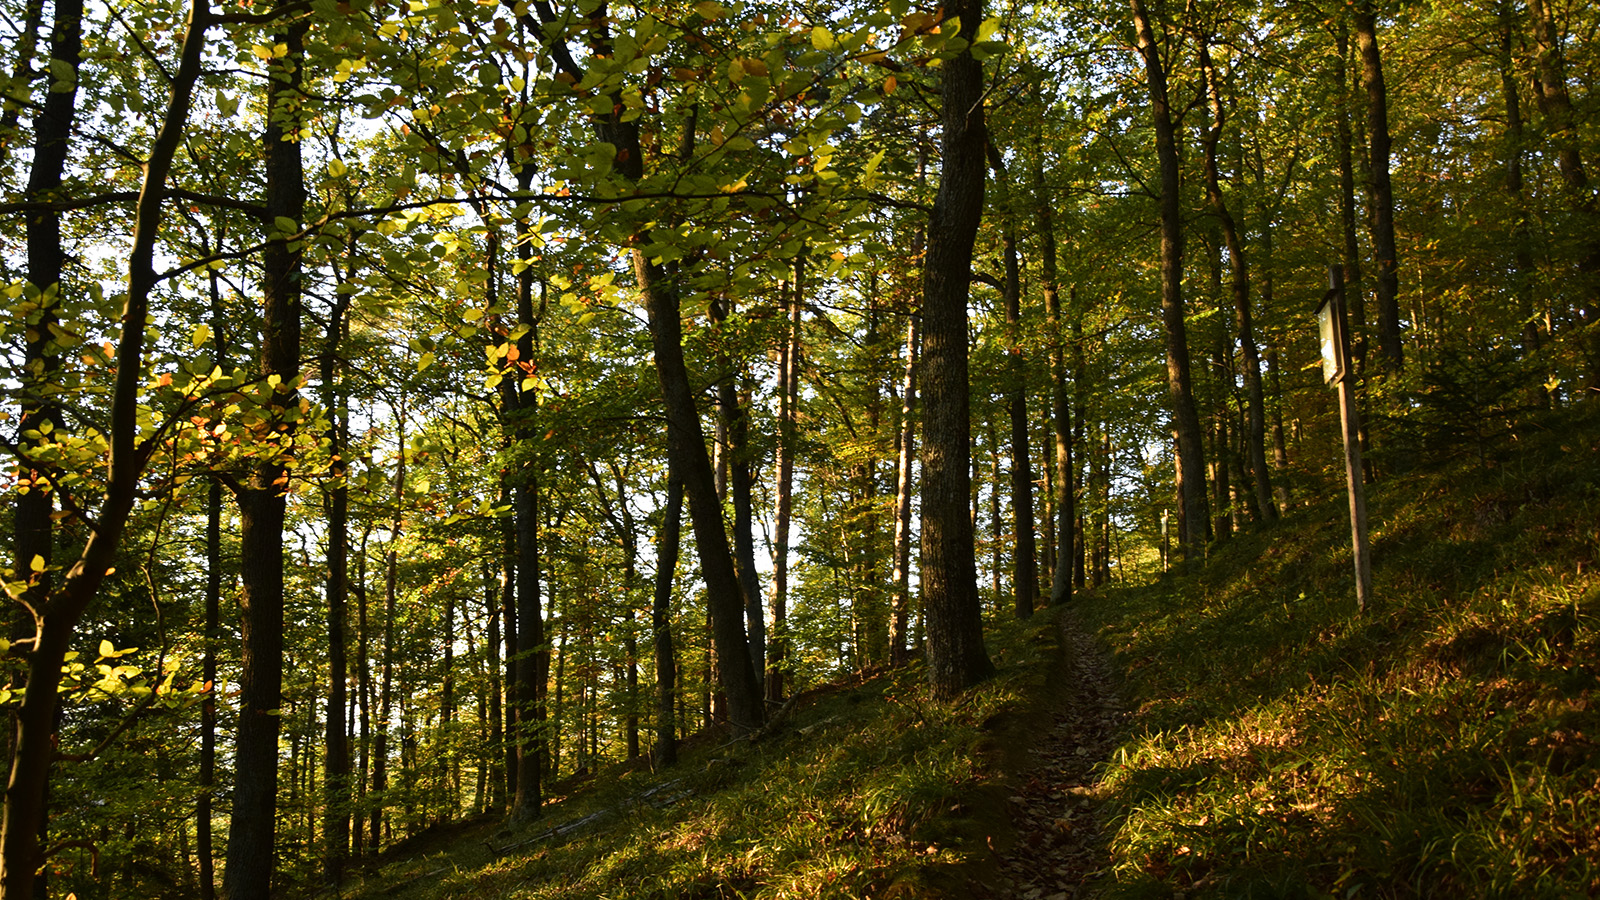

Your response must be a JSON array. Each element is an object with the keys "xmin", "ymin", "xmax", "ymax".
[
  {"xmin": 331, "ymin": 400, "xmax": 1600, "ymax": 900},
  {"xmin": 977, "ymin": 611, "xmax": 1126, "ymax": 900}
]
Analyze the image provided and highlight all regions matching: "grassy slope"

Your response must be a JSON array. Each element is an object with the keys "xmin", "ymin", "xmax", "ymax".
[
  {"xmin": 334, "ymin": 611, "xmax": 1064, "ymax": 900},
  {"xmin": 1079, "ymin": 403, "xmax": 1600, "ymax": 898},
  {"xmin": 336, "ymin": 405, "xmax": 1598, "ymax": 900}
]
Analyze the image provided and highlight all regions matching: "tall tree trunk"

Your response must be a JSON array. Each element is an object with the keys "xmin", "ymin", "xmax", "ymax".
[
  {"xmin": 499, "ymin": 490, "xmax": 518, "ymax": 804},
  {"xmin": 1353, "ymin": 2, "xmax": 1403, "ymax": 370},
  {"xmin": 0, "ymin": 0, "xmax": 203, "ymax": 886},
  {"xmin": 579, "ymin": 92, "xmax": 763, "ymax": 734},
  {"xmin": 1528, "ymin": 0, "xmax": 1600, "ymax": 394},
  {"xmin": 710, "ymin": 301, "xmax": 765, "ymax": 694},
  {"xmin": 509, "ymin": 168, "xmax": 548, "ymax": 821},
  {"xmin": 354, "ymin": 533, "xmax": 370, "ymax": 858},
  {"xmin": 371, "ymin": 411, "xmax": 404, "ymax": 851},
  {"xmin": 653, "ymin": 462, "xmax": 683, "ymax": 767},
  {"xmin": 1130, "ymin": 0, "xmax": 1209, "ymax": 563},
  {"xmin": 1034, "ymin": 124, "xmax": 1075, "ymax": 607},
  {"xmin": 14, "ymin": 0, "xmax": 81, "ymax": 636},
  {"xmin": 8, "ymin": 2, "xmax": 81, "ymax": 889},
  {"xmin": 322, "ymin": 277, "xmax": 352, "ymax": 885},
  {"xmin": 1528, "ymin": 0, "xmax": 1589, "ymax": 196},
  {"xmin": 889, "ymin": 310, "xmax": 918, "ymax": 663},
  {"xmin": 1197, "ymin": 37, "xmax": 1276, "ymax": 522},
  {"xmin": 771, "ymin": 267, "xmax": 802, "ymax": 691},
  {"xmin": 921, "ymin": 0, "xmax": 994, "ymax": 699},
  {"xmin": 986, "ymin": 141, "xmax": 1038, "ymax": 618},
  {"xmin": 1497, "ymin": 1, "xmax": 1540, "ymax": 367},
  {"xmin": 441, "ymin": 589, "xmax": 456, "ymax": 819},
  {"xmin": 226, "ymin": 11, "xmax": 305, "ymax": 897},
  {"xmin": 484, "ymin": 559, "xmax": 504, "ymax": 810}
]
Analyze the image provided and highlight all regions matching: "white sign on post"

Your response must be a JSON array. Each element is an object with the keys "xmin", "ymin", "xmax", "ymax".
[{"xmin": 1316, "ymin": 289, "xmax": 1344, "ymax": 385}]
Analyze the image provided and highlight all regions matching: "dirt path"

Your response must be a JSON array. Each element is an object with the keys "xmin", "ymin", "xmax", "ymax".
[{"xmin": 984, "ymin": 610, "xmax": 1126, "ymax": 899}]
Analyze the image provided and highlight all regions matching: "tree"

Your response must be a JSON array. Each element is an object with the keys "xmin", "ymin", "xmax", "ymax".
[
  {"xmin": 1129, "ymin": 0, "xmax": 1210, "ymax": 562},
  {"xmin": 920, "ymin": 0, "xmax": 995, "ymax": 699},
  {"xmin": 1, "ymin": 0, "xmax": 209, "ymax": 892}
]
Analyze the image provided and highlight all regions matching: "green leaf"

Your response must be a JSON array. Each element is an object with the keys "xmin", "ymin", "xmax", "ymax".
[
  {"xmin": 274, "ymin": 216, "xmax": 299, "ymax": 235},
  {"xmin": 811, "ymin": 26, "xmax": 837, "ymax": 51},
  {"xmin": 191, "ymin": 323, "xmax": 212, "ymax": 349}
]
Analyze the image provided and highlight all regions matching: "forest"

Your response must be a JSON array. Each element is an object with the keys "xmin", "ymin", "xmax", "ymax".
[{"xmin": 1, "ymin": 0, "xmax": 1597, "ymax": 894}]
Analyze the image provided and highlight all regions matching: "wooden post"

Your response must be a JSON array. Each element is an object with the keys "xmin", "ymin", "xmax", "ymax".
[{"xmin": 1318, "ymin": 265, "xmax": 1373, "ymax": 612}]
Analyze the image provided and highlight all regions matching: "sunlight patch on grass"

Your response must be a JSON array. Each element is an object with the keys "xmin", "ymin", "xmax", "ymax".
[{"xmin": 1082, "ymin": 412, "xmax": 1600, "ymax": 898}]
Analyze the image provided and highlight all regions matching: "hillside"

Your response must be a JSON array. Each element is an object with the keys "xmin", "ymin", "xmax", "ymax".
[{"xmin": 328, "ymin": 406, "xmax": 1600, "ymax": 900}]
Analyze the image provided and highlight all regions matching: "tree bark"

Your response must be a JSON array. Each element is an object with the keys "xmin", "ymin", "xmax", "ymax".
[
  {"xmin": 322, "ymin": 276, "xmax": 352, "ymax": 884},
  {"xmin": 921, "ymin": 0, "xmax": 994, "ymax": 699},
  {"xmin": 889, "ymin": 310, "xmax": 918, "ymax": 662},
  {"xmin": 371, "ymin": 410, "xmax": 403, "ymax": 850},
  {"xmin": 1497, "ymin": 1, "xmax": 1540, "ymax": 367},
  {"xmin": 1197, "ymin": 37, "xmax": 1276, "ymax": 522},
  {"xmin": 1353, "ymin": 2, "xmax": 1403, "ymax": 370},
  {"xmin": 1033, "ymin": 118, "xmax": 1075, "ymax": 606},
  {"xmin": 509, "ymin": 168, "xmax": 548, "ymax": 821},
  {"xmin": 710, "ymin": 302, "xmax": 765, "ymax": 694},
  {"xmin": 986, "ymin": 141, "xmax": 1039, "ymax": 618},
  {"xmin": 8, "ymin": 0, "xmax": 81, "ymax": 889},
  {"xmin": 653, "ymin": 463, "xmax": 684, "ymax": 767},
  {"xmin": 0, "ymin": 2, "xmax": 205, "ymax": 896},
  {"xmin": 225, "ymin": 10, "xmax": 305, "ymax": 897},
  {"xmin": 771, "ymin": 267, "xmax": 801, "ymax": 691},
  {"xmin": 1130, "ymin": 0, "xmax": 1210, "ymax": 562},
  {"xmin": 1528, "ymin": 0, "xmax": 1600, "ymax": 394}
]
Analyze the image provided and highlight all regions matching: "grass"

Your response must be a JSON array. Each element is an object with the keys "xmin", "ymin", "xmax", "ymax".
[
  {"xmin": 1079, "ymin": 402, "xmax": 1600, "ymax": 898},
  {"xmin": 332, "ymin": 607, "xmax": 1064, "ymax": 900},
  {"xmin": 333, "ymin": 405, "xmax": 1600, "ymax": 900}
]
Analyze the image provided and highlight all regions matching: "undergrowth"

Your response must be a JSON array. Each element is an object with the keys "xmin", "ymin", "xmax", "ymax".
[
  {"xmin": 334, "ymin": 609, "xmax": 1057, "ymax": 900},
  {"xmin": 1081, "ymin": 404, "xmax": 1600, "ymax": 899}
]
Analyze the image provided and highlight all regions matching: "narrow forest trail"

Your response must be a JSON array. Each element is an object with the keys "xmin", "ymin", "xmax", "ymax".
[{"xmin": 979, "ymin": 610, "xmax": 1126, "ymax": 899}]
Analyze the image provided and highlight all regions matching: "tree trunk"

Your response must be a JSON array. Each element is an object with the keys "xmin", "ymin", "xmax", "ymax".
[
  {"xmin": 1034, "ymin": 124, "xmax": 1075, "ymax": 607},
  {"xmin": 8, "ymin": 0, "xmax": 82, "ymax": 890},
  {"xmin": 1130, "ymin": 0, "xmax": 1210, "ymax": 563},
  {"xmin": 1497, "ymin": 1, "xmax": 1540, "ymax": 369},
  {"xmin": 1528, "ymin": 0, "xmax": 1600, "ymax": 394},
  {"xmin": 1197, "ymin": 38, "xmax": 1276, "ymax": 523},
  {"xmin": 921, "ymin": 0, "xmax": 994, "ymax": 700},
  {"xmin": 499, "ymin": 489, "xmax": 517, "ymax": 804},
  {"xmin": 576, "ymin": 97, "xmax": 763, "ymax": 733},
  {"xmin": 1353, "ymin": 2, "xmax": 1403, "ymax": 370},
  {"xmin": 322, "ymin": 277, "xmax": 352, "ymax": 884},
  {"xmin": 653, "ymin": 463, "xmax": 683, "ymax": 767},
  {"xmin": 225, "ymin": 12, "xmax": 305, "ymax": 897},
  {"xmin": 889, "ymin": 310, "xmax": 918, "ymax": 663},
  {"xmin": 371, "ymin": 411, "xmax": 404, "ymax": 851},
  {"xmin": 509, "ymin": 173, "xmax": 548, "ymax": 821},
  {"xmin": 986, "ymin": 141, "xmax": 1039, "ymax": 618},
  {"xmin": 771, "ymin": 267, "xmax": 802, "ymax": 691},
  {"xmin": 710, "ymin": 301, "xmax": 765, "ymax": 694}
]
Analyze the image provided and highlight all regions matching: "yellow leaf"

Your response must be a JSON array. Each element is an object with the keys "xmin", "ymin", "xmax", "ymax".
[
  {"xmin": 99, "ymin": 639, "xmax": 115, "ymax": 658},
  {"xmin": 30, "ymin": 554, "xmax": 45, "ymax": 573}
]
